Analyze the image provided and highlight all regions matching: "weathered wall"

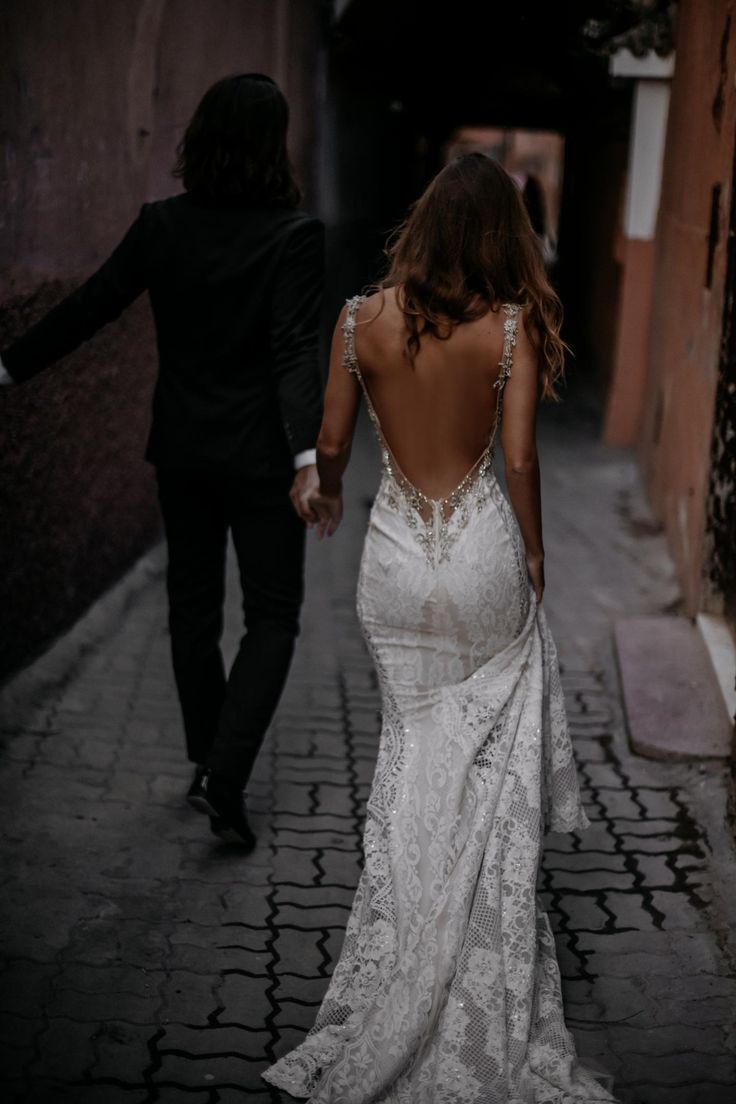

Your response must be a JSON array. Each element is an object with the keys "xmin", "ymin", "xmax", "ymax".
[
  {"xmin": 707, "ymin": 134, "xmax": 736, "ymax": 621},
  {"xmin": 705, "ymin": 7, "xmax": 736, "ymax": 624},
  {"xmin": 0, "ymin": 0, "xmax": 323, "ymax": 679},
  {"xmin": 638, "ymin": 0, "xmax": 736, "ymax": 616}
]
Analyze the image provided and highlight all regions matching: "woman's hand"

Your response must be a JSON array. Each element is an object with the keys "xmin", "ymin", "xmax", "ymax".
[
  {"xmin": 307, "ymin": 489, "xmax": 343, "ymax": 539},
  {"xmin": 526, "ymin": 554, "xmax": 545, "ymax": 603}
]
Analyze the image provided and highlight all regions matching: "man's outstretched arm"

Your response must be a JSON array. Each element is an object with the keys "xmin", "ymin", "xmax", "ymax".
[{"xmin": 1, "ymin": 207, "xmax": 150, "ymax": 384}]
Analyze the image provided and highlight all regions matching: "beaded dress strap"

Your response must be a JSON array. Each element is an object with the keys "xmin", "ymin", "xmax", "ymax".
[
  {"xmin": 490, "ymin": 303, "xmax": 520, "ymax": 444},
  {"xmin": 341, "ymin": 294, "xmax": 388, "ymax": 449},
  {"xmin": 342, "ymin": 295, "xmax": 367, "ymax": 377}
]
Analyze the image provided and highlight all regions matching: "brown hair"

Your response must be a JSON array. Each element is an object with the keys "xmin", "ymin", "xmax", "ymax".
[{"xmin": 382, "ymin": 152, "xmax": 566, "ymax": 400}]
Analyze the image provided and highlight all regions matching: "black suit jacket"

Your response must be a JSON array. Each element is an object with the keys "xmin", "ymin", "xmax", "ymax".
[{"xmin": 2, "ymin": 194, "xmax": 325, "ymax": 477}]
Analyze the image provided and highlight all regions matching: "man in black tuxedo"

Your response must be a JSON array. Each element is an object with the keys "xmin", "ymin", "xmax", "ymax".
[{"xmin": 0, "ymin": 74, "xmax": 324, "ymax": 847}]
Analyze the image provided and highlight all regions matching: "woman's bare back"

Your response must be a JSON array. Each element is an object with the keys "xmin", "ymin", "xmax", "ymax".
[{"xmin": 351, "ymin": 288, "xmax": 510, "ymax": 501}]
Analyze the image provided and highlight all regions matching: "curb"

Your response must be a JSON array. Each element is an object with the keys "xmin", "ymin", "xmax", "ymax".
[{"xmin": 0, "ymin": 542, "xmax": 166, "ymax": 731}]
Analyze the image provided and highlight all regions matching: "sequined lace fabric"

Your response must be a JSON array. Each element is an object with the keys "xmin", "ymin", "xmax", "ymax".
[{"xmin": 263, "ymin": 297, "xmax": 616, "ymax": 1103}]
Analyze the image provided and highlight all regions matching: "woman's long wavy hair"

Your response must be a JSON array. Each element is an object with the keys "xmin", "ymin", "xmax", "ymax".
[
  {"xmin": 174, "ymin": 73, "xmax": 300, "ymax": 207},
  {"xmin": 382, "ymin": 152, "xmax": 566, "ymax": 400}
]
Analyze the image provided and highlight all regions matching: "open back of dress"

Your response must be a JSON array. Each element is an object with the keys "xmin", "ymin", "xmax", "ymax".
[
  {"xmin": 343, "ymin": 293, "xmax": 518, "ymax": 528},
  {"xmin": 340, "ymin": 294, "xmax": 523, "ymax": 569}
]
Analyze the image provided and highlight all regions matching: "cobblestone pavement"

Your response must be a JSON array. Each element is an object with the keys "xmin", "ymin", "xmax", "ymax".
[{"xmin": 1, "ymin": 401, "xmax": 736, "ymax": 1104}]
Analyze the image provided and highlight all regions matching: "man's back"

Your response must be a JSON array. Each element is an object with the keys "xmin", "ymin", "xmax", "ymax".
[{"xmin": 143, "ymin": 195, "xmax": 324, "ymax": 474}]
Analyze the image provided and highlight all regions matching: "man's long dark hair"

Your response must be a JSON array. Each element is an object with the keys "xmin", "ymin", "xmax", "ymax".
[{"xmin": 174, "ymin": 73, "xmax": 300, "ymax": 207}]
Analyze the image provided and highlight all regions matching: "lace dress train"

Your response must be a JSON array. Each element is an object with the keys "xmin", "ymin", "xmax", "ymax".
[{"xmin": 263, "ymin": 300, "xmax": 617, "ymax": 1103}]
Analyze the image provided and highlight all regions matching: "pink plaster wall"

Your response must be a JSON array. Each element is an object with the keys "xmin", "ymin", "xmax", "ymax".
[
  {"xmin": 0, "ymin": 0, "xmax": 323, "ymax": 678},
  {"xmin": 639, "ymin": 0, "xmax": 736, "ymax": 616},
  {"xmin": 603, "ymin": 237, "xmax": 656, "ymax": 445}
]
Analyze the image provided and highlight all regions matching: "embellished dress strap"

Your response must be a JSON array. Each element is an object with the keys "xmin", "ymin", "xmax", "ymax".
[
  {"xmin": 342, "ymin": 294, "xmax": 386, "ymax": 443},
  {"xmin": 342, "ymin": 294, "xmax": 368, "ymax": 379},
  {"xmin": 490, "ymin": 302, "xmax": 521, "ymax": 445}
]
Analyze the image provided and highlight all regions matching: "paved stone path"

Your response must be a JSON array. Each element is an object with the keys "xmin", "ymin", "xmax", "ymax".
[{"xmin": 1, "ymin": 402, "xmax": 735, "ymax": 1103}]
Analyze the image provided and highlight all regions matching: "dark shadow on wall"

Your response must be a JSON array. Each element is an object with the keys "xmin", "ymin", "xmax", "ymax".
[{"xmin": 0, "ymin": 287, "xmax": 161, "ymax": 681}]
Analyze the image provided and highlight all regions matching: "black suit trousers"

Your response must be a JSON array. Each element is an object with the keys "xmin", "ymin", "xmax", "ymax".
[{"xmin": 156, "ymin": 468, "xmax": 305, "ymax": 787}]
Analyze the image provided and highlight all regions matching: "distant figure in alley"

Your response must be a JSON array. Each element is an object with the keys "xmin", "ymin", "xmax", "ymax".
[{"xmin": 0, "ymin": 74, "xmax": 324, "ymax": 847}]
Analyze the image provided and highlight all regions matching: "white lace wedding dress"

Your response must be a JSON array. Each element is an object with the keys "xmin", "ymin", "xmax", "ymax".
[{"xmin": 264, "ymin": 298, "xmax": 616, "ymax": 1103}]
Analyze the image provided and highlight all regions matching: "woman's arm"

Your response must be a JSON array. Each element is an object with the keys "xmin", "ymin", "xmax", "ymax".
[
  {"xmin": 499, "ymin": 312, "xmax": 545, "ymax": 601},
  {"xmin": 306, "ymin": 305, "xmax": 361, "ymax": 537}
]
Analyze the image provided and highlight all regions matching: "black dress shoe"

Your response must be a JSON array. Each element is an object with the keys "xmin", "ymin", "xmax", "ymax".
[
  {"xmin": 200, "ymin": 771, "xmax": 256, "ymax": 850},
  {"xmin": 186, "ymin": 765, "xmax": 209, "ymax": 813}
]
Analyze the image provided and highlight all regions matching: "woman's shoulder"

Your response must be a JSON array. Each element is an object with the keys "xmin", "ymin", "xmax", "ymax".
[{"xmin": 345, "ymin": 286, "xmax": 396, "ymax": 321}]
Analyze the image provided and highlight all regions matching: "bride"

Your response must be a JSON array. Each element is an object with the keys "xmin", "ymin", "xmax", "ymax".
[{"xmin": 264, "ymin": 152, "xmax": 616, "ymax": 1103}]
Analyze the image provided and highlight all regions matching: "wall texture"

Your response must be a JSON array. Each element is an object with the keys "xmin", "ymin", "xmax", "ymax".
[
  {"xmin": 638, "ymin": 0, "xmax": 736, "ymax": 616},
  {"xmin": 706, "ymin": 76, "xmax": 736, "ymax": 622},
  {"xmin": 0, "ymin": 0, "xmax": 323, "ymax": 679}
]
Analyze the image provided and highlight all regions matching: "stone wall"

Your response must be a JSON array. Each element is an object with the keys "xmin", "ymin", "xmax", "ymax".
[{"xmin": 0, "ymin": 0, "xmax": 323, "ymax": 678}]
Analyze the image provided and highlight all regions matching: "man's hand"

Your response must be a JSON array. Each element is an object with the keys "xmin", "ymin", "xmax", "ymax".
[{"xmin": 289, "ymin": 464, "xmax": 320, "ymax": 524}]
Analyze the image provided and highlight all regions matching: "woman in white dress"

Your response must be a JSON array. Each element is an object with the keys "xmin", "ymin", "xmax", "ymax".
[{"xmin": 264, "ymin": 152, "xmax": 616, "ymax": 1103}]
